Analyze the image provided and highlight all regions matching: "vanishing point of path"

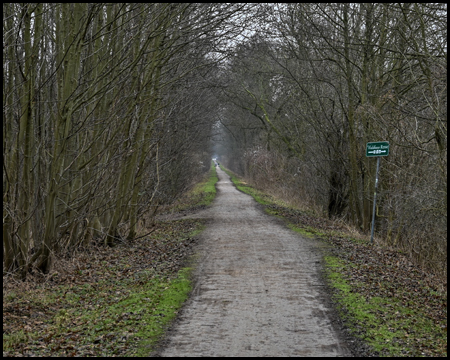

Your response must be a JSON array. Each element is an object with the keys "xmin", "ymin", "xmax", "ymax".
[{"xmin": 157, "ymin": 167, "xmax": 351, "ymax": 357}]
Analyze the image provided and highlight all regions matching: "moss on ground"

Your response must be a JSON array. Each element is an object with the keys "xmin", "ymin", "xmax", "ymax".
[{"xmin": 324, "ymin": 256, "xmax": 445, "ymax": 356}]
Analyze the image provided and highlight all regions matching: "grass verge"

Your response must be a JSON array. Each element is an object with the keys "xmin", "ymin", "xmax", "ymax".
[
  {"xmin": 3, "ymin": 225, "xmax": 199, "ymax": 357},
  {"xmin": 324, "ymin": 255, "xmax": 446, "ymax": 356},
  {"xmin": 169, "ymin": 162, "xmax": 219, "ymax": 212},
  {"xmin": 221, "ymin": 165, "xmax": 447, "ymax": 357},
  {"xmin": 221, "ymin": 166, "xmax": 279, "ymax": 206}
]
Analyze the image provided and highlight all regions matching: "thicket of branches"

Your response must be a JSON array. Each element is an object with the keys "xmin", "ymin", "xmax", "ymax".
[
  {"xmin": 3, "ymin": 3, "xmax": 253, "ymax": 279},
  {"xmin": 215, "ymin": 4, "xmax": 447, "ymax": 276}
]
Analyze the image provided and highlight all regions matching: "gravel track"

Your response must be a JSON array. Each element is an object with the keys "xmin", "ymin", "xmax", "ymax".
[{"xmin": 156, "ymin": 167, "xmax": 351, "ymax": 357}]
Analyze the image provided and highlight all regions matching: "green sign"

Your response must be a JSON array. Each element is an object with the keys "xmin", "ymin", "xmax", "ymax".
[{"xmin": 366, "ymin": 141, "xmax": 389, "ymax": 157}]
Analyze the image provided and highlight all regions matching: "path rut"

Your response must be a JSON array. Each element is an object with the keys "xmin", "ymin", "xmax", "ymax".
[{"xmin": 157, "ymin": 167, "xmax": 351, "ymax": 357}]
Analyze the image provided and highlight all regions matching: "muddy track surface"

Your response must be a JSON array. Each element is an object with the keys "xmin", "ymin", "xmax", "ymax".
[{"xmin": 156, "ymin": 167, "xmax": 352, "ymax": 357}]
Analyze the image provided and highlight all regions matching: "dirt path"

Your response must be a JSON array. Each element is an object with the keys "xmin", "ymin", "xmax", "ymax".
[{"xmin": 156, "ymin": 167, "xmax": 351, "ymax": 357}]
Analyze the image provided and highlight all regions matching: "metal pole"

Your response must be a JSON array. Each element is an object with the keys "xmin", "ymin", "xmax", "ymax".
[{"xmin": 370, "ymin": 156, "xmax": 380, "ymax": 244}]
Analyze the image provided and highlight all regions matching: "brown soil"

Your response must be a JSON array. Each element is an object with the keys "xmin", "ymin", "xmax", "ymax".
[{"xmin": 154, "ymin": 166, "xmax": 353, "ymax": 356}]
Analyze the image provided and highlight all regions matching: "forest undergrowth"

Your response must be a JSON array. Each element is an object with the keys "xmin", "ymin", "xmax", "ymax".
[
  {"xmin": 222, "ymin": 166, "xmax": 447, "ymax": 357},
  {"xmin": 2, "ymin": 165, "xmax": 218, "ymax": 357}
]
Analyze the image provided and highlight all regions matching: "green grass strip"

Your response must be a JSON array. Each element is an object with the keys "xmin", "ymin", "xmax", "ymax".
[
  {"xmin": 324, "ymin": 256, "xmax": 445, "ymax": 356},
  {"xmin": 174, "ymin": 162, "xmax": 219, "ymax": 211},
  {"xmin": 220, "ymin": 166, "xmax": 272, "ymax": 205}
]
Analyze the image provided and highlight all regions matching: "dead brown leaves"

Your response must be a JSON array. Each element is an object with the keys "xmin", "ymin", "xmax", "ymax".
[
  {"xmin": 3, "ymin": 218, "xmax": 204, "ymax": 357},
  {"xmin": 328, "ymin": 234, "xmax": 447, "ymax": 356}
]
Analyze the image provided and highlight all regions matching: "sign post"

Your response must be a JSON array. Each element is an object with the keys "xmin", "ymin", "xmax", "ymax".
[
  {"xmin": 366, "ymin": 141, "xmax": 389, "ymax": 157},
  {"xmin": 366, "ymin": 142, "xmax": 389, "ymax": 244}
]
